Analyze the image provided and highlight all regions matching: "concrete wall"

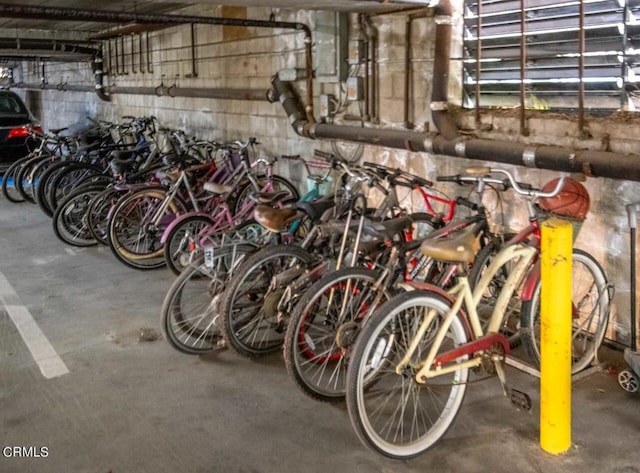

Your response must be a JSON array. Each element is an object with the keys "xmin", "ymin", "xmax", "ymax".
[{"xmin": 13, "ymin": 4, "xmax": 640, "ymax": 347}]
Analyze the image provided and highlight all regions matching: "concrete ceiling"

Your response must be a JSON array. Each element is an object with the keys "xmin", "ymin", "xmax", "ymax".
[{"xmin": 0, "ymin": 0, "xmax": 424, "ymax": 35}]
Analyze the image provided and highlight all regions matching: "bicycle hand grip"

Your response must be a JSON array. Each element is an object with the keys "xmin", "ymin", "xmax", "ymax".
[
  {"xmin": 121, "ymin": 115, "xmax": 136, "ymax": 120},
  {"xmin": 281, "ymin": 154, "xmax": 301, "ymax": 160},
  {"xmin": 411, "ymin": 175, "xmax": 434, "ymax": 188},
  {"xmin": 436, "ymin": 175, "xmax": 461, "ymax": 183},
  {"xmin": 456, "ymin": 196, "xmax": 479, "ymax": 211},
  {"xmin": 465, "ymin": 166, "xmax": 491, "ymax": 175},
  {"xmin": 313, "ymin": 149, "xmax": 334, "ymax": 159}
]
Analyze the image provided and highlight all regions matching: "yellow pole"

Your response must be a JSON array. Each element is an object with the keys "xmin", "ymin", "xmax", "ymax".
[{"xmin": 540, "ymin": 217, "xmax": 573, "ymax": 454}]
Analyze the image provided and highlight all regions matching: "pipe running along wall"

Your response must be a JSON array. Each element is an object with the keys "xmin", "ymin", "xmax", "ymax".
[
  {"xmin": 0, "ymin": 3, "xmax": 314, "ymax": 117},
  {"xmin": 268, "ymin": 0, "xmax": 640, "ymax": 182}
]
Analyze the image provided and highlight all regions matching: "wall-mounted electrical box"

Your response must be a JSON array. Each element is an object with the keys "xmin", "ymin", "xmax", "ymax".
[
  {"xmin": 319, "ymin": 94, "xmax": 336, "ymax": 118},
  {"xmin": 314, "ymin": 11, "xmax": 348, "ymax": 83},
  {"xmin": 347, "ymin": 77, "xmax": 364, "ymax": 101},
  {"xmin": 348, "ymin": 40, "xmax": 365, "ymax": 65}
]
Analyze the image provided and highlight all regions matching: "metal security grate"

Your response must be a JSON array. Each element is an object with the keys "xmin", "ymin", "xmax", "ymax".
[{"xmin": 462, "ymin": 0, "xmax": 640, "ymax": 112}]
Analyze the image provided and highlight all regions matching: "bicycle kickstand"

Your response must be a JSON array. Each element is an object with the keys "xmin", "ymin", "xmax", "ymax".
[{"xmin": 493, "ymin": 356, "xmax": 532, "ymax": 411}]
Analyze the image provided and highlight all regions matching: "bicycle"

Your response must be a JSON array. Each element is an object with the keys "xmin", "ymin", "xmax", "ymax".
[
  {"xmin": 345, "ymin": 168, "xmax": 609, "ymax": 459},
  {"xmin": 160, "ymin": 142, "xmax": 300, "ymax": 275}
]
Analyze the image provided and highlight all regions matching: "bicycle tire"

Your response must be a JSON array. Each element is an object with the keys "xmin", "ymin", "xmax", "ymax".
[
  {"xmin": 346, "ymin": 290, "xmax": 469, "ymax": 459},
  {"xmin": 160, "ymin": 245, "xmax": 257, "ymax": 355},
  {"xmin": 35, "ymin": 160, "xmax": 72, "ymax": 217},
  {"xmin": 15, "ymin": 154, "xmax": 48, "ymax": 204},
  {"xmin": 219, "ymin": 244, "xmax": 315, "ymax": 358},
  {"xmin": 230, "ymin": 174, "xmax": 300, "ymax": 216},
  {"xmin": 164, "ymin": 215, "xmax": 216, "ymax": 275},
  {"xmin": 520, "ymin": 248, "xmax": 610, "ymax": 374},
  {"xmin": 52, "ymin": 185, "xmax": 107, "ymax": 247},
  {"xmin": 107, "ymin": 188, "xmax": 184, "ymax": 270},
  {"xmin": 47, "ymin": 162, "xmax": 103, "ymax": 213},
  {"xmin": 1, "ymin": 157, "xmax": 30, "ymax": 203},
  {"xmin": 283, "ymin": 267, "xmax": 393, "ymax": 403}
]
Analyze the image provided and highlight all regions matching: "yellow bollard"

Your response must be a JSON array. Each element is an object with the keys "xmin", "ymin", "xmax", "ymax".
[{"xmin": 540, "ymin": 217, "xmax": 573, "ymax": 454}]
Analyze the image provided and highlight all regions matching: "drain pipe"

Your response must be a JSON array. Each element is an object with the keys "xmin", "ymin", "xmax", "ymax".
[
  {"xmin": 12, "ymin": 81, "xmax": 269, "ymax": 101},
  {"xmin": 270, "ymin": 75, "xmax": 640, "ymax": 182},
  {"xmin": 0, "ymin": 3, "xmax": 314, "ymax": 120}
]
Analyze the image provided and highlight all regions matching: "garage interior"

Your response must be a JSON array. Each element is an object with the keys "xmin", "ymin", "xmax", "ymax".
[{"xmin": 1, "ymin": 0, "xmax": 640, "ymax": 471}]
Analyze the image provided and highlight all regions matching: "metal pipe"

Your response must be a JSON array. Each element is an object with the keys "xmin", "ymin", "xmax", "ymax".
[
  {"xmin": 578, "ymin": 0, "xmax": 585, "ymax": 133},
  {"xmin": 138, "ymin": 34, "xmax": 145, "ymax": 73},
  {"xmin": 404, "ymin": 16, "xmax": 413, "ymax": 129},
  {"xmin": 12, "ymin": 81, "xmax": 267, "ymax": 102},
  {"xmin": 475, "ymin": 0, "xmax": 482, "ymax": 125},
  {"xmin": 189, "ymin": 23, "xmax": 197, "ymax": 78},
  {"xmin": 130, "ymin": 34, "xmax": 136, "ymax": 74},
  {"xmin": 362, "ymin": 15, "xmax": 378, "ymax": 123},
  {"xmin": 519, "ymin": 0, "xmax": 527, "ymax": 136},
  {"xmin": 430, "ymin": 0, "xmax": 458, "ymax": 140},
  {"xmin": 269, "ymin": 76, "xmax": 640, "ymax": 182},
  {"xmin": 359, "ymin": 14, "xmax": 370, "ymax": 121},
  {"xmin": 0, "ymin": 37, "xmax": 100, "ymax": 56},
  {"xmin": 0, "ymin": 3, "xmax": 313, "ymax": 113}
]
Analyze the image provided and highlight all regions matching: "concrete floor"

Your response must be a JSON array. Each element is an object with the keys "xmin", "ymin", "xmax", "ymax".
[{"xmin": 0, "ymin": 199, "xmax": 639, "ymax": 473}]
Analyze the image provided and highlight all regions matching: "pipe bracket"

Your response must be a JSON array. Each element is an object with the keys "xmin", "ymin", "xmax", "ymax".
[
  {"xmin": 454, "ymin": 141, "xmax": 466, "ymax": 157},
  {"xmin": 522, "ymin": 147, "xmax": 537, "ymax": 168},
  {"xmin": 434, "ymin": 15, "xmax": 453, "ymax": 25},
  {"xmin": 430, "ymin": 101, "xmax": 449, "ymax": 111}
]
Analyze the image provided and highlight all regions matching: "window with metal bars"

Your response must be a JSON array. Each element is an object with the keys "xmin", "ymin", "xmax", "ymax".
[{"xmin": 462, "ymin": 0, "xmax": 640, "ymax": 113}]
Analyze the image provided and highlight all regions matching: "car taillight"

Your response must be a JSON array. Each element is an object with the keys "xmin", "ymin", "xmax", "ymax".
[{"xmin": 7, "ymin": 125, "xmax": 42, "ymax": 139}]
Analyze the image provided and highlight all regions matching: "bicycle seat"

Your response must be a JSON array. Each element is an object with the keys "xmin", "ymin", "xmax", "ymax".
[
  {"xmin": 362, "ymin": 216, "xmax": 413, "ymax": 241},
  {"xmin": 420, "ymin": 224, "xmax": 480, "ymax": 263},
  {"xmin": 49, "ymin": 127, "xmax": 68, "ymax": 135},
  {"xmin": 203, "ymin": 182, "xmax": 234, "ymax": 195},
  {"xmin": 294, "ymin": 198, "xmax": 336, "ymax": 223},
  {"xmin": 248, "ymin": 190, "xmax": 291, "ymax": 205},
  {"xmin": 253, "ymin": 205, "xmax": 298, "ymax": 232}
]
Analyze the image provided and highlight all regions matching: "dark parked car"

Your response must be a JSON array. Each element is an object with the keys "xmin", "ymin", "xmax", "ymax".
[{"xmin": 0, "ymin": 90, "xmax": 41, "ymax": 173}]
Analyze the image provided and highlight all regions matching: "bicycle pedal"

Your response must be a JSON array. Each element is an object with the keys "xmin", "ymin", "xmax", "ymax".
[{"xmin": 509, "ymin": 389, "xmax": 532, "ymax": 411}]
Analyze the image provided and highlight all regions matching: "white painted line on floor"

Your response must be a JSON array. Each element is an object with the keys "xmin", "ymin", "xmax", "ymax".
[{"xmin": 0, "ymin": 272, "xmax": 69, "ymax": 379}]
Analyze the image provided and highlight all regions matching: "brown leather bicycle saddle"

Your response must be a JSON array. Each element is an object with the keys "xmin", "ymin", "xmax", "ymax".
[
  {"xmin": 420, "ymin": 223, "xmax": 481, "ymax": 263},
  {"xmin": 254, "ymin": 205, "xmax": 298, "ymax": 232}
]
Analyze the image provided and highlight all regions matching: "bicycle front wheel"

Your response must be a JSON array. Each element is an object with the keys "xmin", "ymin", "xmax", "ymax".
[
  {"xmin": 346, "ymin": 290, "xmax": 469, "ymax": 459},
  {"xmin": 520, "ymin": 248, "xmax": 610, "ymax": 374},
  {"xmin": 108, "ymin": 188, "xmax": 183, "ymax": 270},
  {"xmin": 160, "ymin": 245, "xmax": 257, "ymax": 354}
]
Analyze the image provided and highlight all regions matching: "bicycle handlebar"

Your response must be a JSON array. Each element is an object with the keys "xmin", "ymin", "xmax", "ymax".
[{"xmin": 438, "ymin": 167, "xmax": 566, "ymax": 200}]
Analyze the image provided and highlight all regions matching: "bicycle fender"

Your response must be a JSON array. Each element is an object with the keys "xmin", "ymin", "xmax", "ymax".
[
  {"xmin": 160, "ymin": 212, "xmax": 215, "ymax": 244},
  {"xmin": 398, "ymin": 281, "xmax": 474, "ymax": 340},
  {"xmin": 520, "ymin": 261, "xmax": 540, "ymax": 301}
]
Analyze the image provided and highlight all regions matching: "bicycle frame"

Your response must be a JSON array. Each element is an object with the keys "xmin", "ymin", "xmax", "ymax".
[{"xmin": 397, "ymin": 242, "xmax": 537, "ymax": 382}]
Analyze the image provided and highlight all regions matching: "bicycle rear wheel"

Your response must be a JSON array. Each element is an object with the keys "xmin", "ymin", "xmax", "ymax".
[
  {"xmin": 52, "ymin": 185, "xmax": 107, "ymax": 247},
  {"xmin": 219, "ymin": 245, "xmax": 315, "ymax": 358},
  {"xmin": 520, "ymin": 248, "xmax": 610, "ymax": 374},
  {"xmin": 346, "ymin": 290, "xmax": 469, "ymax": 459},
  {"xmin": 160, "ymin": 245, "xmax": 257, "ymax": 354},
  {"xmin": 2, "ymin": 156, "xmax": 30, "ymax": 203},
  {"xmin": 284, "ymin": 267, "xmax": 392, "ymax": 403}
]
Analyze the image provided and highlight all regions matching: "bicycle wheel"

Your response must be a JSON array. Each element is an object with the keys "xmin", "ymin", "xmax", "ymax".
[
  {"xmin": 47, "ymin": 162, "xmax": 103, "ymax": 213},
  {"xmin": 160, "ymin": 245, "xmax": 257, "ymax": 355},
  {"xmin": 52, "ymin": 185, "xmax": 106, "ymax": 247},
  {"xmin": 346, "ymin": 290, "xmax": 469, "ymax": 459},
  {"xmin": 15, "ymin": 154, "xmax": 48, "ymax": 204},
  {"xmin": 108, "ymin": 188, "xmax": 183, "ymax": 270},
  {"xmin": 164, "ymin": 215, "xmax": 216, "ymax": 275},
  {"xmin": 35, "ymin": 160, "xmax": 71, "ymax": 217},
  {"xmin": 283, "ymin": 267, "xmax": 393, "ymax": 403},
  {"xmin": 468, "ymin": 236, "xmax": 522, "ymax": 347},
  {"xmin": 219, "ymin": 245, "xmax": 315, "ymax": 358},
  {"xmin": 520, "ymin": 248, "xmax": 610, "ymax": 374},
  {"xmin": 230, "ymin": 174, "xmax": 300, "ymax": 215},
  {"xmin": 1, "ymin": 156, "xmax": 30, "ymax": 203},
  {"xmin": 86, "ymin": 186, "xmax": 123, "ymax": 245}
]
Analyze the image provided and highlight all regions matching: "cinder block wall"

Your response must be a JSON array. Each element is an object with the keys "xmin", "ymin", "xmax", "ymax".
[{"xmin": 15, "ymin": 5, "xmax": 640, "ymax": 347}]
